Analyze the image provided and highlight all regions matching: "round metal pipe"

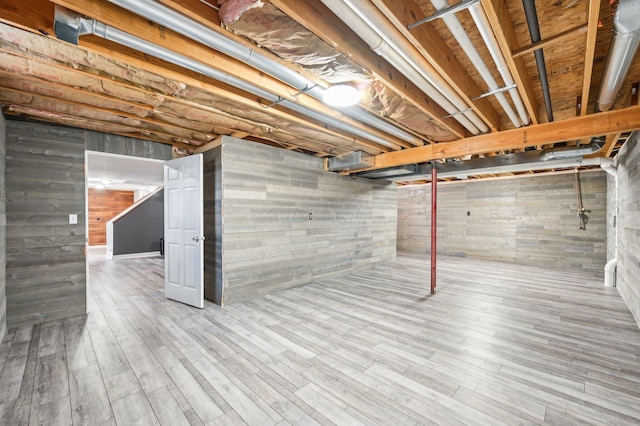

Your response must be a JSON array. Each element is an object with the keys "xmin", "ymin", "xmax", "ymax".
[
  {"xmin": 468, "ymin": 4, "xmax": 530, "ymax": 125},
  {"xmin": 321, "ymin": 0, "xmax": 488, "ymax": 134},
  {"xmin": 597, "ymin": 0, "xmax": 640, "ymax": 112},
  {"xmin": 522, "ymin": 0, "xmax": 554, "ymax": 122},
  {"xmin": 90, "ymin": 21, "xmax": 403, "ymax": 150},
  {"xmin": 430, "ymin": 0, "xmax": 522, "ymax": 128},
  {"xmin": 107, "ymin": 0, "xmax": 422, "ymax": 146}
]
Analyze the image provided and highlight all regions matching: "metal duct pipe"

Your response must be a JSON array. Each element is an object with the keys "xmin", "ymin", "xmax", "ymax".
[
  {"xmin": 356, "ymin": 151, "xmax": 614, "ymax": 181},
  {"xmin": 75, "ymin": 18, "xmax": 404, "ymax": 150},
  {"xmin": 468, "ymin": 4, "xmax": 530, "ymax": 125},
  {"xmin": 106, "ymin": 0, "xmax": 423, "ymax": 146},
  {"xmin": 321, "ymin": 0, "xmax": 488, "ymax": 134},
  {"xmin": 539, "ymin": 138, "xmax": 603, "ymax": 161},
  {"xmin": 597, "ymin": 0, "xmax": 640, "ymax": 112},
  {"xmin": 523, "ymin": 0, "xmax": 554, "ymax": 122},
  {"xmin": 430, "ymin": 0, "xmax": 523, "ymax": 128},
  {"xmin": 600, "ymin": 158, "xmax": 617, "ymax": 176}
]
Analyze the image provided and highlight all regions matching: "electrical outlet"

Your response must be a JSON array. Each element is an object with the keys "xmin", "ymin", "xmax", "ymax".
[{"xmin": 69, "ymin": 214, "xmax": 78, "ymax": 225}]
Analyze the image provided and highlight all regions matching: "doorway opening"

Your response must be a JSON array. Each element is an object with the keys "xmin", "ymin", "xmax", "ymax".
[{"xmin": 84, "ymin": 151, "xmax": 165, "ymax": 307}]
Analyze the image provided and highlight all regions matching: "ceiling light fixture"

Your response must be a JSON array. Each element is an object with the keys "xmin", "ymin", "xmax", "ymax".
[{"xmin": 322, "ymin": 84, "xmax": 362, "ymax": 107}]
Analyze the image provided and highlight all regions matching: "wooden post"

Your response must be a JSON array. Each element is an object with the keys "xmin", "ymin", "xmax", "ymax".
[{"xmin": 431, "ymin": 162, "xmax": 437, "ymax": 294}]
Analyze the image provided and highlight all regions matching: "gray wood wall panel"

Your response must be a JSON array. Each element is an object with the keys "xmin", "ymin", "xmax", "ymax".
[
  {"xmin": 85, "ymin": 131, "xmax": 172, "ymax": 160},
  {"xmin": 203, "ymin": 146, "xmax": 222, "ymax": 304},
  {"xmin": 4, "ymin": 119, "xmax": 172, "ymax": 329},
  {"xmin": 613, "ymin": 131, "xmax": 640, "ymax": 328},
  {"xmin": 397, "ymin": 171, "xmax": 607, "ymax": 274},
  {"xmin": 607, "ymin": 174, "xmax": 616, "ymax": 261},
  {"xmin": 5, "ymin": 120, "xmax": 86, "ymax": 329},
  {"xmin": 0, "ymin": 110, "xmax": 6, "ymax": 343},
  {"xmin": 112, "ymin": 190, "xmax": 164, "ymax": 255},
  {"xmin": 219, "ymin": 138, "xmax": 397, "ymax": 304}
]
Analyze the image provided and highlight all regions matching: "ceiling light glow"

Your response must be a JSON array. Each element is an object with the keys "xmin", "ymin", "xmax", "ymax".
[{"xmin": 322, "ymin": 84, "xmax": 362, "ymax": 107}]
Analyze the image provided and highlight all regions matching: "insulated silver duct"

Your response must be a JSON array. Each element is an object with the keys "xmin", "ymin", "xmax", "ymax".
[
  {"xmin": 597, "ymin": 0, "xmax": 640, "ymax": 112},
  {"xmin": 355, "ymin": 151, "xmax": 612, "ymax": 181},
  {"xmin": 539, "ymin": 139, "xmax": 603, "ymax": 161},
  {"xmin": 106, "ymin": 0, "xmax": 423, "ymax": 146},
  {"xmin": 53, "ymin": 7, "xmax": 406, "ymax": 150}
]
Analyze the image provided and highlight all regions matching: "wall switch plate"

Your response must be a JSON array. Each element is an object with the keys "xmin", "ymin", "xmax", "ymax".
[{"xmin": 69, "ymin": 214, "xmax": 78, "ymax": 225}]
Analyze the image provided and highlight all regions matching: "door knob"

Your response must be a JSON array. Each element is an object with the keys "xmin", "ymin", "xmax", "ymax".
[{"xmin": 192, "ymin": 236, "xmax": 205, "ymax": 242}]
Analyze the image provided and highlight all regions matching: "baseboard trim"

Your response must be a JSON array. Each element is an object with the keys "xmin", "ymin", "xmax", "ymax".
[{"xmin": 112, "ymin": 251, "xmax": 161, "ymax": 260}]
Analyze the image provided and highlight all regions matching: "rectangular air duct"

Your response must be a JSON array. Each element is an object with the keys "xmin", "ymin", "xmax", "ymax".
[{"xmin": 327, "ymin": 151, "xmax": 374, "ymax": 171}]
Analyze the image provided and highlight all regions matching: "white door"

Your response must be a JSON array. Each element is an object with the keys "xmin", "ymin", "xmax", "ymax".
[{"xmin": 164, "ymin": 154, "xmax": 204, "ymax": 308}]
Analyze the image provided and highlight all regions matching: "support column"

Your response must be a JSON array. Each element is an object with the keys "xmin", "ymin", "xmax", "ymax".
[{"xmin": 431, "ymin": 162, "xmax": 437, "ymax": 294}]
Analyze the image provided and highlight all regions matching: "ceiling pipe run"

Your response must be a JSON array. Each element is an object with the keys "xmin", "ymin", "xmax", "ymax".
[
  {"xmin": 429, "ymin": 0, "xmax": 523, "ymax": 128},
  {"xmin": 522, "ymin": 0, "xmax": 554, "ymax": 122},
  {"xmin": 597, "ymin": 0, "xmax": 640, "ymax": 112},
  {"xmin": 105, "ymin": 0, "xmax": 423, "ymax": 147},
  {"xmin": 468, "ymin": 4, "xmax": 530, "ymax": 125},
  {"xmin": 538, "ymin": 138, "xmax": 603, "ymax": 161},
  {"xmin": 354, "ymin": 147, "xmax": 609, "ymax": 180},
  {"xmin": 320, "ymin": 0, "xmax": 488, "ymax": 135},
  {"xmin": 53, "ymin": 8, "xmax": 406, "ymax": 151}
]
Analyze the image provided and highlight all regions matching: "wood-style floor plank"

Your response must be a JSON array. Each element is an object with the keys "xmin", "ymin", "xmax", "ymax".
[{"xmin": 1, "ymin": 252, "xmax": 640, "ymax": 425}]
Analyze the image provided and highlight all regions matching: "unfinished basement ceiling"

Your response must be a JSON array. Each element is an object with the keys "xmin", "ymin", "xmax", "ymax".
[{"xmin": 0, "ymin": 0, "xmax": 639, "ymax": 181}]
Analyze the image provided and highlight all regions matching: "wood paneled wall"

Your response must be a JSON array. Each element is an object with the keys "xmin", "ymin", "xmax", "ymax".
[
  {"xmin": 5, "ymin": 120, "xmax": 87, "ymax": 328},
  {"xmin": 398, "ymin": 171, "xmax": 607, "ymax": 273},
  {"xmin": 85, "ymin": 131, "xmax": 172, "ymax": 159},
  {"xmin": 0, "ymin": 110, "xmax": 6, "ymax": 342},
  {"xmin": 614, "ymin": 131, "xmax": 640, "ymax": 328},
  {"xmin": 203, "ymin": 146, "xmax": 222, "ymax": 304},
  {"xmin": 607, "ymin": 174, "xmax": 616, "ymax": 262},
  {"xmin": 4, "ymin": 118, "xmax": 172, "ymax": 329},
  {"xmin": 88, "ymin": 189, "xmax": 134, "ymax": 246},
  {"xmin": 219, "ymin": 138, "xmax": 397, "ymax": 304}
]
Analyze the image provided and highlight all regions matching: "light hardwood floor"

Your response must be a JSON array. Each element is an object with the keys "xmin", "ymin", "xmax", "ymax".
[{"xmin": 1, "ymin": 253, "xmax": 640, "ymax": 425}]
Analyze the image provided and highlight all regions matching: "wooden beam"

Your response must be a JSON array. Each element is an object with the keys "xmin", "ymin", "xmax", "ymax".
[
  {"xmin": 356, "ymin": 106, "xmax": 640, "ymax": 171},
  {"xmin": 0, "ymin": 0, "xmax": 54, "ymax": 35},
  {"xmin": 483, "ymin": 0, "xmax": 539, "ymax": 124},
  {"xmin": 512, "ymin": 24, "xmax": 588, "ymax": 58},
  {"xmin": 580, "ymin": 0, "xmax": 601, "ymax": 116},
  {"xmin": 0, "ymin": 22, "xmax": 387, "ymax": 155},
  {"xmin": 4, "ymin": 104, "xmax": 195, "ymax": 150},
  {"xmin": 78, "ymin": 40, "xmax": 392, "ymax": 155},
  {"xmin": 602, "ymin": 132, "xmax": 620, "ymax": 158},
  {"xmin": 270, "ymin": 0, "xmax": 469, "ymax": 139},
  {"xmin": 0, "ymin": 86, "xmax": 216, "ymax": 144},
  {"xmin": 372, "ymin": 0, "xmax": 502, "ymax": 132},
  {"xmin": 193, "ymin": 131, "xmax": 248, "ymax": 154},
  {"xmin": 49, "ymin": 0, "xmax": 411, "ymax": 151}
]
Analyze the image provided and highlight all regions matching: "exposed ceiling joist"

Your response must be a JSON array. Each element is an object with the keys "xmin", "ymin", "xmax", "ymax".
[
  {"xmin": 512, "ymin": 24, "xmax": 588, "ymax": 59},
  {"xmin": 0, "ymin": 0, "xmax": 638, "ymax": 181},
  {"xmin": 372, "ymin": 0, "xmax": 501, "ymax": 132},
  {"xmin": 270, "ymin": 0, "xmax": 469, "ymax": 139},
  {"xmin": 49, "ymin": 0, "xmax": 413, "ymax": 152},
  {"xmin": 482, "ymin": 0, "xmax": 539, "ymax": 125},
  {"xmin": 580, "ymin": 0, "xmax": 602, "ymax": 117},
  {"xmin": 354, "ymin": 105, "xmax": 640, "ymax": 171}
]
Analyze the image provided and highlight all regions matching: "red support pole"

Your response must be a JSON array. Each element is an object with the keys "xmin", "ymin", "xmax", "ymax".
[{"xmin": 431, "ymin": 163, "xmax": 437, "ymax": 294}]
